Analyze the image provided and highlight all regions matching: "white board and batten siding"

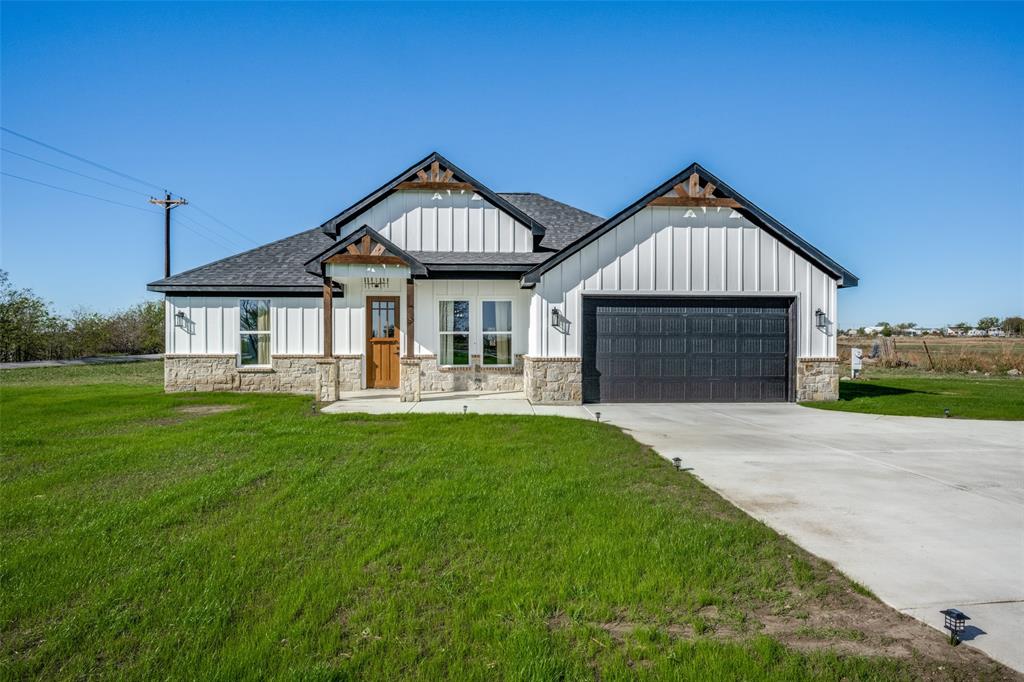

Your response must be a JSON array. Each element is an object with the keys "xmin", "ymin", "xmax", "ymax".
[
  {"xmin": 165, "ymin": 278, "xmax": 531, "ymax": 361},
  {"xmin": 412, "ymin": 280, "xmax": 531, "ymax": 358},
  {"xmin": 337, "ymin": 190, "xmax": 533, "ymax": 253},
  {"xmin": 166, "ymin": 297, "xmax": 324, "ymax": 356},
  {"xmin": 529, "ymin": 206, "xmax": 839, "ymax": 359}
]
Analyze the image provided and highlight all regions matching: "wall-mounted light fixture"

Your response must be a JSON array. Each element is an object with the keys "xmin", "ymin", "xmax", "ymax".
[
  {"xmin": 815, "ymin": 308, "xmax": 829, "ymax": 332},
  {"xmin": 551, "ymin": 307, "xmax": 569, "ymax": 333},
  {"xmin": 174, "ymin": 311, "xmax": 187, "ymax": 329}
]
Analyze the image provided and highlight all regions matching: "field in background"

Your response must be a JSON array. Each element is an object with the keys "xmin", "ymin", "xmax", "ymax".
[
  {"xmin": 838, "ymin": 336, "xmax": 1024, "ymax": 374},
  {"xmin": 1, "ymin": 362, "xmax": 1013, "ymax": 680}
]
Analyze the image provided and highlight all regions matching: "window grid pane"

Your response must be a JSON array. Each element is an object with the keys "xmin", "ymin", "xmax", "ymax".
[
  {"xmin": 482, "ymin": 333, "xmax": 512, "ymax": 365},
  {"xmin": 240, "ymin": 299, "xmax": 270, "ymax": 332},
  {"xmin": 482, "ymin": 301, "xmax": 512, "ymax": 332},
  {"xmin": 440, "ymin": 333, "xmax": 470, "ymax": 366}
]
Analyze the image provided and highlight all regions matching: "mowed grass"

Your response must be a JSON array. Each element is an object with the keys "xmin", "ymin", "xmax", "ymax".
[
  {"xmin": 0, "ymin": 363, "xmax": 1009, "ymax": 680},
  {"xmin": 804, "ymin": 374, "xmax": 1024, "ymax": 420}
]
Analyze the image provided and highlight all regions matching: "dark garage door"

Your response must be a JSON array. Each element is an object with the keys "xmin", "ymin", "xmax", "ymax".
[{"xmin": 582, "ymin": 297, "xmax": 793, "ymax": 403}]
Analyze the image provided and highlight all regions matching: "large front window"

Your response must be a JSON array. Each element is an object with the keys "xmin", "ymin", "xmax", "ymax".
[
  {"xmin": 439, "ymin": 300, "xmax": 470, "ymax": 366},
  {"xmin": 482, "ymin": 300, "xmax": 512, "ymax": 365},
  {"xmin": 239, "ymin": 299, "xmax": 270, "ymax": 365}
]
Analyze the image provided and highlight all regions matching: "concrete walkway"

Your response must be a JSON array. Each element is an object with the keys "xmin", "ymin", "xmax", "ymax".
[
  {"xmin": 594, "ymin": 403, "xmax": 1024, "ymax": 672},
  {"xmin": 321, "ymin": 390, "xmax": 592, "ymax": 418},
  {"xmin": 0, "ymin": 353, "xmax": 163, "ymax": 370}
]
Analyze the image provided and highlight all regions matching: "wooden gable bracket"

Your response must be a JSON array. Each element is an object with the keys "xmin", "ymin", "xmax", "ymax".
[
  {"xmin": 324, "ymin": 234, "xmax": 408, "ymax": 266},
  {"xmin": 395, "ymin": 159, "xmax": 476, "ymax": 191},
  {"xmin": 649, "ymin": 172, "xmax": 741, "ymax": 208}
]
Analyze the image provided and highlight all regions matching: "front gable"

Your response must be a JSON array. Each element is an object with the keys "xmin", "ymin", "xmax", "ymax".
[
  {"xmin": 304, "ymin": 225, "xmax": 427, "ymax": 279},
  {"xmin": 524, "ymin": 163, "xmax": 857, "ymax": 288},
  {"xmin": 320, "ymin": 153, "xmax": 544, "ymax": 254}
]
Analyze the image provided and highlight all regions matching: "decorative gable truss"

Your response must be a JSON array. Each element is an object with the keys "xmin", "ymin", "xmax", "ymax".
[
  {"xmin": 320, "ymin": 152, "xmax": 545, "ymax": 239},
  {"xmin": 648, "ymin": 172, "xmax": 742, "ymax": 208},
  {"xmin": 395, "ymin": 160, "xmax": 476, "ymax": 192},
  {"xmin": 304, "ymin": 225, "xmax": 427, "ymax": 277}
]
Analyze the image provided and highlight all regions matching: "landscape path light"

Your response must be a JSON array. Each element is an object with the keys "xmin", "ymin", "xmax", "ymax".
[{"xmin": 940, "ymin": 608, "xmax": 970, "ymax": 645}]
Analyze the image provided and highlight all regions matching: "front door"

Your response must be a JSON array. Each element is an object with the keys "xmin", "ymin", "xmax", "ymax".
[{"xmin": 366, "ymin": 296, "xmax": 400, "ymax": 388}]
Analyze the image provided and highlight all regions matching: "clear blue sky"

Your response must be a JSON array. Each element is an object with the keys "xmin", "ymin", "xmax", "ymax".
[{"xmin": 1, "ymin": 2, "xmax": 1021, "ymax": 328}]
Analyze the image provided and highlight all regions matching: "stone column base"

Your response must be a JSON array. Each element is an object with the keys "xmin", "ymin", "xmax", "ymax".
[
  {"xmin": 400, "ymin": 358, "xmax": 422, "ymax": 402},
  {"xmin": 523, "ymin": 356, "xmax": 582, "ymax": 405},
  {"xmin": 316, "ymin": 358, "xmax": 338, "ymax": 402},
  {"xmin": 796, "ymin": 357, "xmax": 840, "ymax": 402}
]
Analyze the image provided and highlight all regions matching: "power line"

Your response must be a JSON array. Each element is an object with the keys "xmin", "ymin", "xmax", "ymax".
[
  {"xmin": 1, "ymin": 127, "xmax": 259, "ymax": 263},
  {"xmin": 1, "ymin": 147, "xmax": 151, "ymax": 197},
  {"xmin": 175, "ymin": 211, "xmax": 247, "ymax": 250},
  {"xmin": 1, "ymin": 170, "xmax": 236, "ymax": 254},
  {"xmin": 0, "ymin": 126, "xmax": 167, "ymax": 193},
  {"xmin": 1, "ymin": 171, "xmax": 161, "ymax": 214},
  {"xmin": 188, "ymin": 202, "xmax": 258, "ymax": 245}
]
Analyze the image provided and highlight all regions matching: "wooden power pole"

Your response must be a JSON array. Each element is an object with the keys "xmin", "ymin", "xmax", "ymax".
[{"xmin": 149, "ymin": 192, "xmax": 188, "ymax": 277}]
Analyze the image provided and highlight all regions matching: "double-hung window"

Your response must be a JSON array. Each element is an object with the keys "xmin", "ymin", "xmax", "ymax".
[
  {"xmin": 482, "ymin": 300, "xmax": 512, "ymax": 366},
  {"xmin": 439, "ymin": 300, "xmax": 470, "ymax": 366},
  {"xmin": 239, "ymin": 299, "xmax": 271, "ymax": 366}
]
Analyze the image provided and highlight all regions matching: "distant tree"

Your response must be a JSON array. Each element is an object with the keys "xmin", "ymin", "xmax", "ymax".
[
  {"xmin": 1002, "ymin": 316, "xmax": 1024, "ymax": 336},
  {"xmin": 0, "ymin": 270, "xmax": 58, "ymax": 362},
  {"xmin": 977, "ymin": 316, "xmax": 1000, "ymax": 331},
  {"xmin": 875, "ymin": 321, "xmax": 890, "ymax": 328},
  {"xmin": 856, "ymin": 326, "xmax": 866, "ymax": 336},
  {"xmin": 894, "ymin": 322, "xmax": 917, "ymax": 333},
  {"xmin": 880, "ymin": 324, "xmax": 893, "ymax": 337},
  {"xmin": 952, "ymin": 322, "xmax": 971, "ymax": 332}
]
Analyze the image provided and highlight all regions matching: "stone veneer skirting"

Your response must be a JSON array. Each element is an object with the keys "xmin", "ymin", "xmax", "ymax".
[
  {"xmin": 796, "ymin": 357, "xmax": 839, "ymax": 402},
  {"xmin": 399, "ymin": 355, "xmax": 524, "ymax": 402},
  {"xmin": 164, "ymin": 354, "xmax": 362, "ymax": 401},
  {"xmin": 523, "ymin": 356, "xmax": 583, "ymax": 405}
]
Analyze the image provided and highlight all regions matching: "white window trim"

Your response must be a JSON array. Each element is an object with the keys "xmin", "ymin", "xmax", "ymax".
[
  {"xmin": 238, "ymin": 298, "xmax": 272, "ymax": 368},
  {"xmin": 437, "ymin": 297, "xmax": 472, "ymax": 367},
  {"xmin": 480, "ymin": 298, "xmax": 514, "ymax": 367}
]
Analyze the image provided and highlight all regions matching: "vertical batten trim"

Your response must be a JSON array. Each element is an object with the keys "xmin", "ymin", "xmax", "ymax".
[
  {"xmin": 721, "ymin": 222, "xmax": 728, "ymax": 291},
  {"xmin": 773, "ymin": 240, "xmax": 779, "ymax": 291}
]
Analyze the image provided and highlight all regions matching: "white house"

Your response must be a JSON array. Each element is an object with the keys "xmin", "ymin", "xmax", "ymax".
[{"xmin": 149, "ymin": 153, "xmax": 857, "ymax": 404}]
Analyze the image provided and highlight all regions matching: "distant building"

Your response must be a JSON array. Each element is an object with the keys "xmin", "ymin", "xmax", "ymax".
[
  {"xmin": 863, "ymin": 325, "xmax": 885, "ymax": 335},
  {"xmin": 967, "ymin": 328, "xmax": 987, "ymax": 337}
]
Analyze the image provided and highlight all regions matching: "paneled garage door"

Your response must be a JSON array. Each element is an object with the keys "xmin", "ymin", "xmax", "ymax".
[{"xmin": 582, "ymin": 297, "xmax": 793, "ymax": 403}]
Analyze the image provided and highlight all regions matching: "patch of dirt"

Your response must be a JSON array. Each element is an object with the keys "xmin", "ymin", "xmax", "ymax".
[
  {"xmin": 546, "ymin": 573, "xmax": 1021, "ymax": 680},
  {"xmin": 176, "ymin": 404, "xmax": 239, "ymax": 416}
]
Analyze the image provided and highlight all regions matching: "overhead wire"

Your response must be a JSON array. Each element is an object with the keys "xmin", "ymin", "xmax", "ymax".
[
  {"xmin": 1, "ymin": 126, "xmax": 167, "ymax": 194},
  {"xmin": 1, "ymin": 127, "xmax": 258, "ymax": 251},
  {"xmin": 0, "ymin": 171, "xmax": 236, "ymax": 253},
  {"xmin": 1, "ymin": 146, "xmax": 152, "ymax": 197}
]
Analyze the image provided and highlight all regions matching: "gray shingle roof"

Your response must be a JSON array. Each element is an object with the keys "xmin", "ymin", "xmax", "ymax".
[
  {"xmin": 148, "ymin": 228, "xmax": 335, "ymax": 292},
  {"xmin": 405, "ymin": 251, "xmax": 553, "ymax": 265},
  {"xmin": 498, "ymin": 193, "xmax": 604, "ymax": 250},
  {"xmin": 147, "ymin": 193, "xmax": 602, "ymax": 292}
]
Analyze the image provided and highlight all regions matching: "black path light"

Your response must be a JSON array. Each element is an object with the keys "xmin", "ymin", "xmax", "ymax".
[
  {"xmin": 672, "ymin": 457, "xmax": 683, "ymax": 471},
  {"xmin": 940, "ymin": 608, "xmax": 970, "ymax": 645}
]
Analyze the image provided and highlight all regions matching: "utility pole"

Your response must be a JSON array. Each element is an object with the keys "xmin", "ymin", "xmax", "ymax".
[{"xmin": 149, "ymin": 192, "xmax": 188, "ymax": 277}]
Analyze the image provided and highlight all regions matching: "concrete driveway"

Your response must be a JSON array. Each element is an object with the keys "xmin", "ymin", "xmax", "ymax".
[{"xmin": 595, "ymin": 403, "xmax": 1024, "ymax": 671}]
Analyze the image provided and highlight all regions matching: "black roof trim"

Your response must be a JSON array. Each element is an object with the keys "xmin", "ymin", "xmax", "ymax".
[
  {"xmin": 319, "ymin": 151, "xmax": 547, "ymax": 238},
  {"xmin": 304, "ymin": 224, "xmax": 427, "ymax": 276},
  {"xmin": 147, "ymin": 285, "xmax": 324, "ymax": 295},
  {"xmin": 522, "ymin": 162, "xmax": 858, "ymax": 288}
]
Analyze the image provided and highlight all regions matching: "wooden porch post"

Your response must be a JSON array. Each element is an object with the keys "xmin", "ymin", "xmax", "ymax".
[
  {"xmin": 406, "ymin": 278, "xmax": 415, "ymax": 358},
  {"xmin": 323, "ymin": 277, "xmax": 333, "ymax": 357}
]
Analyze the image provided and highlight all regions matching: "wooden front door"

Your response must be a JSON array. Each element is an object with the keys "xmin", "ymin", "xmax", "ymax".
[{"xmin": 366, "ymin": 296, "xmax": 400, "ymax": 388}]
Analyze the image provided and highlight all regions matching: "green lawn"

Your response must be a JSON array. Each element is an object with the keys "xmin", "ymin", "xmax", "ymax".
[
  {"xmin": 804, "ymin": 374, "xmax": 1024, "ymax": 420},
  {"xmin": 0, "ymin": 363, "xmax": 1010, "ymax": 680}
]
